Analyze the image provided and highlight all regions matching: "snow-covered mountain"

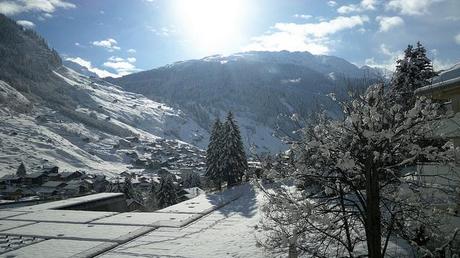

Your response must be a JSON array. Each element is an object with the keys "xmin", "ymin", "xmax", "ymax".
[
  {"xmin": 63, "ymin": 60, "xmax": 99, "ymax": 78},
  {"xmin": 109, "ymin": 51, "xmax": 384, "ymax": 153},
  {"xmin": 0, "ymin": 12, "xmax": 387, "ymax": 178},
  {"xmin": 0, "ymin": 14, "xmax": 209, "ymax": 177},
  {"xmin": 433, "ymin": 63, "xmax": 460, "ymax": 82},
  {"xmin": 0, "ymin": 67, "xmax": 209, "ymax": 177}
]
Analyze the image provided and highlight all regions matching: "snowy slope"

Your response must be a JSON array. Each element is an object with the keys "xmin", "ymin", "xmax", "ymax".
[
  {"xmin": 109, "ymin": 51, "xmax": 388, "ymax": 154},
  {"xmin": 0, "ymin": 67, "xmax": 208, "ymax": 177}
]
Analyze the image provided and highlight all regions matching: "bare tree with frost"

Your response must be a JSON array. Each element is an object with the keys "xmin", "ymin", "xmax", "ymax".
[{"xmin": 258, "ymin": 84, "xmax": 458, "ymax": 257}]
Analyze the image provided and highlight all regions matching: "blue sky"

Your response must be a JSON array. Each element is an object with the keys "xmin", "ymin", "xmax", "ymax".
[{"xmin": 2, "ymin": 0, "xmax": 460, "ymax": 77}]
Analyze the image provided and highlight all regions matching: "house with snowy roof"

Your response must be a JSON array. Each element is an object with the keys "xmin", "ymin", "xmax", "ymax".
[
  {"xmin": 415, "ymin": 67, "xmax": 460, "ymax": 186},
  {"xmin": 415, "ymin": 69, "xmax": 460, "ymax": 156}
]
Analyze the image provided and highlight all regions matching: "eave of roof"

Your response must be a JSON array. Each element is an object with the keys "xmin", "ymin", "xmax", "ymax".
[{"xmin": 415, "ymin": 76, "xmax": 460, "ymax": 97}]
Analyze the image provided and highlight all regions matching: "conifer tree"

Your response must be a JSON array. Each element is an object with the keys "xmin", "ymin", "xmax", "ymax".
[
  {"xmin": 16, "ymin": 162, "xmax": 26, "ymax": 177},
  {"xmin": 145, "ymin": 180, "xmax": 158, "ymax": 211},
  {"xmin": 182, "ymin": 171, "xmax": 201, "ymax": 188},
  {"xmin": 157, "ymin": 174, "xmax": 177, "ymax": 208},
  {"xmin": 221, "ymin": 112, "xmax": 248, "ymax": 186},
  {"xmin": 390, "ymin": 41, "xmax": 438, "ymax": 109},
  {"xmin": 122, "ymin": 175, "xmax": 136, "ymax": 199},
  {"xmin": 205, "ymin": 118, "xmax": 224, "ymax": 190}
]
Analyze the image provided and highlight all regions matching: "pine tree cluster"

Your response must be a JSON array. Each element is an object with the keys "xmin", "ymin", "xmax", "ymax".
[
  {"xmin": 390, "ymin": 41, "xmax": 438, "ymax": 108},
  {"xmin": 205, "ymin": 112, "xmax": 248, "ymax": 189}
]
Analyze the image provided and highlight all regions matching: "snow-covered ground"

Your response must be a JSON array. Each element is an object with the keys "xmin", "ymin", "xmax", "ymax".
[
  {"xmin": 0, "ymin": 183, "xmax": 268, "ymax": 257},
  {"xmin": 99, "ymin": 184, "xmax": 268, "ymax": 258}
]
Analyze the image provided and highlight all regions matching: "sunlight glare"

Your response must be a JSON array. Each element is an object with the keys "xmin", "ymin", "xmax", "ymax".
[{"xmin": 174, "ymin": 0, "xmax": 245, "ymax": 54}]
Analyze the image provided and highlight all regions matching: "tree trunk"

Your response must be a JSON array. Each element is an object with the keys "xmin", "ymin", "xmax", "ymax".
[
  {"xmin": 366, "ymin": 166, "xmax": 382, "ymax": 258},
  {"xmin": 288, "ymin": 243, "xmax": 298, "ymax": 258}
]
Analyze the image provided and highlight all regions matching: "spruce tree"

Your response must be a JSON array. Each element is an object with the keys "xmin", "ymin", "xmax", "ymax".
[
  {"xmin": 16, "ymin": 162, "xmax": 26, "ymax": 177},
  {"xmin": 157, "ymin": 174, "xmax": 177, "ymax": 209},
  {"xmin": 182, "ymin": 171, "xmax": 201, "ymax": 188},
  {"xmin": 221, "ymin": 112, "xmax": 248, "ymax": 186},
  {"xmin": 390, "ymin": 41, "xmax": 438, "ymax": 109},
  {"xmin": 145, "ymin": 180, "xmax": 158, "ymax": 211},
  {"xmin": 123, "ymin": 175, "xmax": 135, "ymax": 199},
  {"xmin": 205, "ymin": 118, "xmax": 224, "ymax": 190}
]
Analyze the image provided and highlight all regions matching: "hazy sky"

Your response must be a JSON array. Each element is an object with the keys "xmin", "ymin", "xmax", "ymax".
[{"xmin": 2, "ymin": 0, "xmax": 460, "ymax": 77}]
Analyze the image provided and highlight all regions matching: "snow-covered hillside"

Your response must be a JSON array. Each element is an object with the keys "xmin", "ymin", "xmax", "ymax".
[
  {"xmin": 108, "ymin": 51, "xmax": 388, "ymax": 154},
  {"xmin": 0, "ymin": 67, "xmax": 209, "ymax": 177}
]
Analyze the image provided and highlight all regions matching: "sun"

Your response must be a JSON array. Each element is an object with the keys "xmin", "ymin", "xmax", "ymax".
[{"xmin": 173, "ymin": 0, "xmax": 246, "ymax": 54}]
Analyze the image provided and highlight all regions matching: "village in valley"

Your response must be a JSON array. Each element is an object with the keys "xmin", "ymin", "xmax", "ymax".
[{"xmin": 0, "ymin": 135, "xmax": 209, "ymax": 210}]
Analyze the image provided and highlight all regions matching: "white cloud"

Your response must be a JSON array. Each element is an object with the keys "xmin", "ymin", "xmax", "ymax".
[
  {"xmin": 376, "ymin": 16, "xmax": 404, "ymax": 32},
  {"xmin": 92, "ymin": 38, "xmax": 120, "ymax": 52},
  {"xmin": 337, "ymin": 0, "xmax": 377, "ymax": 14},
  {"xmin": 429, "ymin": 48, "xmax": 458, "ymax": 70},
  {"xmin": 445, "ymin": 16, "xmax": 460, "ymax": 21},
  {"xmin": 65, "ymin": 57, "xmax": 118, "ymax": 78},
  {"xmin": 16, "ymin": 20, "xmax": 35, "ymax": 28},
  {"xmin": 103, "ymin": 56, "xmax": 140, "ymax": 76},
  {"xmin": 0, "ymin": 0, "xmax": 75, "ymax": 15},
  {"xmin": 455, "ymin": 33, "xmax": 460, "ymax": 45},
  {"xmin": 108, "ymin": 56, "xmax": 125, "ymax": 62},
  {"xmin": 364, "ymin": 44, "xmax": 403, "ymax": 71},
  {"xmin": 127, "ymin": 48, "xmax": 137, "ymax": 54},
  {"xmin": 148, "ymin": 26, "xmax": 174, "ymax": 37},
  {"xmin": 293, "ymin": 14, "xmax": 312, "ymax": 20},
  {"xmin": 243, "ymin": 15, "xmax": 369, "ymax": 54},
  {"xmin": 386, "ymin": 0, "xmax": 442, "ymax": 15},
  {"xmin": 327, "ymin": 1, "xmax": 337, "ymax": 7},
  {"xmin": 104, "ymin": 61, "xmax": 135, "ymax": 70}
]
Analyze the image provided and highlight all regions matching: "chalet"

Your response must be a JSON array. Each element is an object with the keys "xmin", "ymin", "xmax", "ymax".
[
  {"xmin": 23, "ymin": 172, "xmax": 46, "ymax": 185},
  {"xmin": 415, "ymin": 73, "xmax": 460, "ymax": 186},
  {"xmin": 1, "ymin": 187, "xmax": 35, "ymax": 200},
  {"xmin": 33, "ymin": 187, "xmax": 59, "ymax": 198},
  {"xmin": 0, "ymin": 175, "xmax": 21, "ymax": 186},
  {"xmin": 41, "ymin": 181, "xmax": 67, "ymax": 189},
  {"xmin": 62, "ymin": 180, "xmax": 89, "ymax": 196},
  {"xmin": 42, "ymin": 165, "xmax": 59, "ymax": 174},
  {"xmin": 126, "ymin": 198, "xmax": 144, "ymax": 211},
  {"xmin": 415, "ymin": 75, "xmax": 460, "ymax": 159},
  {"xmin": 60, "ymin": 171, "xmax": 83, "ymax": 181}
]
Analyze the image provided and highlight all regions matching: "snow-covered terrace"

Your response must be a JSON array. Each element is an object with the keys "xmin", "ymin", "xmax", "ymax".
[{"xmin": 0, "ymin": 185, "xmax": 259, "ymax": 257}]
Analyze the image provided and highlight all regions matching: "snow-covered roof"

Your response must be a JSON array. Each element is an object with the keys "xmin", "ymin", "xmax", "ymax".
[
  {"xmin": 415, "ymin": 76, "xmax": 460, "ymax": 98},
  {"xmin": 41, "ymin": 181, "xmax": 66, "ymax": 188},
  {"xmin": 0, "ymin": 185, "xmax": 256, "ymax": 257}
]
